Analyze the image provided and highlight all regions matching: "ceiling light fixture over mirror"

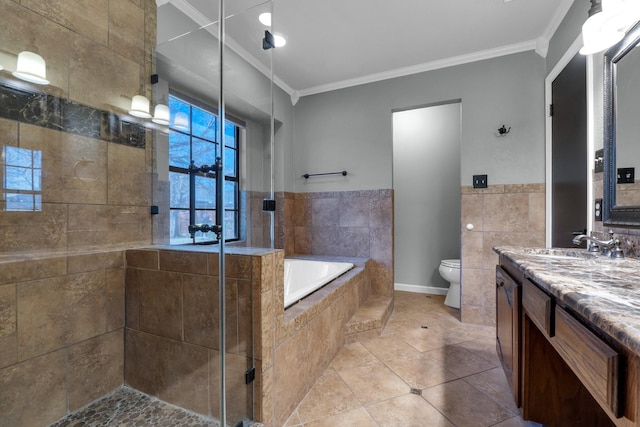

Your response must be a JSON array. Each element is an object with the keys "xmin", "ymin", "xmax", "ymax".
[{"xmin": 581, "ymin": 0, "xmax": 640, "ymax": 55}]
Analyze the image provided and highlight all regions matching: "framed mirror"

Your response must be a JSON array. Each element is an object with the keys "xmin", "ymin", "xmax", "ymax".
[{"xmin": 603, "ymin": 21, "xmax": 640, "ymax": 227}]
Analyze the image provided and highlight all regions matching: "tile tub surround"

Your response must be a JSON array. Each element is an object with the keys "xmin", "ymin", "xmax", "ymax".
[
  {"xmin": 495, "ymin": 246, "xmax": 640, "ymax": 354},
  {"xmin": 0, "ymin": 249, "xmax": 126, "ymax": 427},
  {"xmin": 268, "ymin": 256, "xmax": 372, "ymax": 426},
  {"xmin": 286, "ymin": 189, "xmax": 394, "ymax": 298},
  {"xmin": 124, "ymin": 246, "xmax": 373, "ymax": 426},
  {"xmin": 461, "ymin": 184, "xmax": 545, "ymax": 326}
]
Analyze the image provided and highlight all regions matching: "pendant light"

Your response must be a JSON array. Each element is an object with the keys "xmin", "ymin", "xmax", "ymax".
[{"xmin": 12, "ymin": 51, "xmax": 49, "ymax": 85}]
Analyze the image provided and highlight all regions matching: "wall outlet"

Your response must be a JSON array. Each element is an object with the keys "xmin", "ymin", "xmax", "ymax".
[
  {"xmin": 617, "ymin": 167, "xmax": 635, "ymax": 184},
  {"xmin": 473, "ymin": 174, "xmax": 488, "ymax": 188},
  {"xmin": 595, "ymin": 198, "xmax": 602, "ymax": 222}
]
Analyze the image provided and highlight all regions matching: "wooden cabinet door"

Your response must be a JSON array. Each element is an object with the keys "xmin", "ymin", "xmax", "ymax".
[{"xmin": 496, "ymin": 265, "xmax": 521, "ymax": 406}]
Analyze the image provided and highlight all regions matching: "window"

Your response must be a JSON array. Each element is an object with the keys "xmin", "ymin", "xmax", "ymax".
[
  {"xmin": 168, "ymin": 94, "xmax": 239, "ymax": 244},
  {"xmin": 2, "ymin": 146, "xmax": 42, "ymax": 212}
]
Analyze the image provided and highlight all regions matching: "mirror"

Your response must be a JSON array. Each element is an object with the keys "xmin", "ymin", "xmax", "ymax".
[{"xmin": 603, "ymin": 21, "xmax": 640, "ymax": 226}]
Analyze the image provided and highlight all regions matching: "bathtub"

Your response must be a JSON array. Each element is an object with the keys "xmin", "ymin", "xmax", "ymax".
[{"xmin": 284, "ymin": 259, "xmax": 355, "ymax": 308}]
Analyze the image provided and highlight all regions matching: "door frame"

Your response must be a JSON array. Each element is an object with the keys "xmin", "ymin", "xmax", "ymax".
[{"xmin": 545, "ymin": 35, "xmax": 595, "ymax": 247}]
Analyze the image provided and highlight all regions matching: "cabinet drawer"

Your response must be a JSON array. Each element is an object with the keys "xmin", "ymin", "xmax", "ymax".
[
  {"xmin": 553, "ymin": 306, "xmax": 621, "ymax": 417},
  {"xmin": 522, "ymin": 279, "xmax": 552, "ymax": 336}
]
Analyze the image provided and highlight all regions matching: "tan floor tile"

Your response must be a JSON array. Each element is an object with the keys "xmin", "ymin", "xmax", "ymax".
[
  {"xmin": 463, "ymin": 367, "xmax": 518, "ymax": 414},
  {"xmin": 454, "ymin": 338, "xmax": 501, "ymax": 366},
  {"xmin": 422, "ymin": 379, "xmax": 515, "ymax": 427},
  {"xmin": 329, "ymin": 342, "xmax": 378, "ymax": 371},
  {"xmin": 302, "ymin": 407, "xmax": 378, "ymax": 427},
  {"xmin": 385, "ymin": 352, "xmax": 458, "ymax": 389},
  {"xmin": 336, "ymin": 360, "xmax": 409, "ymax": 405},
  {"xmin": 295, "ymin": 369, "xmax": 361, "ymax": 424},
  {"xmin": 288, "ymin": 291, "xmax": 519, "ymax": 427},
  {"xmin": 366, "ymin": 393, "xmax": 455, "ymax": 427},
  {"xmin": 394, "ymin": 326, "xmax": 467, "ymax": 352},
  {"xmin": 492, "ymin": 416, "xmax": 545, "ymax": 427},
  {"xmin": 423, "ymin": 344, "xmax": 497, "ymax": 378},
  {"xmin": 360, "ymin": 334, "xmax": 419, "ymax": 361},
  {"xmin": 283, "ymin": 410, "xmax": 302, "ymax": 426}
]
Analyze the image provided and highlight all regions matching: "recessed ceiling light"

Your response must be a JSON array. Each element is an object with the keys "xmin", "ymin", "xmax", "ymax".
[
  {"xmin": 259, "ymin": 12, "xmax": 271, "ymax": 26},
  {"xmin": 274, "ymin": 33, "xmax": 286, "ymax": 48}
]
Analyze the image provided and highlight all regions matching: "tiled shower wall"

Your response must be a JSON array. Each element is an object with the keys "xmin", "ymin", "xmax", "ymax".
[
  {"xmin": 277, "ymin": 190, "xmax": 394, "ymax": 297},
  {"xmin": 124, "ymin": 248, "xmax": 259, "ymax": 423},
  {"xmin": 0, "ymin": 251, "xmax": 126, "ymax": 426},
  {"xmin": 0, "ymin": 1, "xmax": 156, "ymax": 425},
  {"xmin": 0, "ymin": 0, "xmax": 157, "ymax": 253},
  {"xmin": 461, "ymin": 184, "xmax": 545, "ymax": 326}
]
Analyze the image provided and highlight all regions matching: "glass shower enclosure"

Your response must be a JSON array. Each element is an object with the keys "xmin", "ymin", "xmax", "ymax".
[{"xmin": 154, "ymin": 0, "xmax": 276, "ymax": 425}]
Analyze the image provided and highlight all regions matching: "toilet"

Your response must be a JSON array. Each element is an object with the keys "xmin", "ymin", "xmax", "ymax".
[{"xmin": 439, "ymin": 259, "xmax": 461, "ymax": 309}]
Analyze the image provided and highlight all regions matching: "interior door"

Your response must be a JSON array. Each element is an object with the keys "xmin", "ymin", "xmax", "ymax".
[{"xmin": 551, "ymin": 53, "xmax": 587, "ymax": 247}]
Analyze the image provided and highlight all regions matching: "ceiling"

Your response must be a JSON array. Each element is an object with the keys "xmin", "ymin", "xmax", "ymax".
[{"xmin": 157, "ymin": 0, "xmax": 576, "ymax": 101}]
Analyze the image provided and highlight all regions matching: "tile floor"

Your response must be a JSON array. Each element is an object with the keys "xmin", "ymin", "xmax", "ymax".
[
  {"xmin": 282, "ymin": 291, "xmax": 541, "ymax": 427},
  {"xmin": 47, "ymin": 292, "xmax": 540, "ymax": 427}
]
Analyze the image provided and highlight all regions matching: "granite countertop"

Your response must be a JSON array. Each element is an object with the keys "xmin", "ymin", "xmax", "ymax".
[{"xmin": 495, "ymin": 246, "xmax": 640, "ymax": 354}]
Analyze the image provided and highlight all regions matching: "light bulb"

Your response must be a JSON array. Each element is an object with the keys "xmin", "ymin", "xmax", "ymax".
[
  {"xmin": 274, "ymin": 33, "xmax": 287, "ymax": 48},
  {"xmin": 258, "ymin": 12, "xmax": 271, "ymax": 26}
]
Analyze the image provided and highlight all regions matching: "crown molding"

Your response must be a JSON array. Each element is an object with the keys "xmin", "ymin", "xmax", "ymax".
[
  {"xmin": 165, "ymin": 0, "xmax": 576, "ymax": 102},
  {"xmin": 297, "ymin": 40, "xmax": 538, "ymax": 98}
]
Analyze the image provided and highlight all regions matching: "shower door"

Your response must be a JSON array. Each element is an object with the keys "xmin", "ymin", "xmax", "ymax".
[{"xmin": 153, "ymin": 0, "xmax": 276, "ymax": 425}]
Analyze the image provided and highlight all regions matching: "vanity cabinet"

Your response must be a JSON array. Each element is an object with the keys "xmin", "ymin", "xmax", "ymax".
[
  {"xmin": 496, "ymin": 265, "xmax": 521, "ymax": 406},
  {"xmin": 497, "ymin": 254, "xmax": 638, "ymax": 427}
]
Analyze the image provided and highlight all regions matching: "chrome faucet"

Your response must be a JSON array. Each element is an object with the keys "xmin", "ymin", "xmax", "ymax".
[{"xmin": 572, "ymin": 231, "xmax": 624, "ymax": 258}]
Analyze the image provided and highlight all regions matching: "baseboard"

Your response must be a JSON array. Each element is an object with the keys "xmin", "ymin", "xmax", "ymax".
[{"xmin": 394, "ymin": 283, "xmax": 449, "ymax": 295}]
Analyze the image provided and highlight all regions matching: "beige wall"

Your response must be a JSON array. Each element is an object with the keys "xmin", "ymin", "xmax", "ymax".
[{"xmin": 461, "ymin": 184, "xmax": 546, "ymax": 325}]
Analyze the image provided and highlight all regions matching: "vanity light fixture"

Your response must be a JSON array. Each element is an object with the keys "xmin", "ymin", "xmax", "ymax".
[
  {"xmin": 173, "ymin": 111, "xmax": 190, "ymax": 131},
  {"xmin": 129, "ymin": 95, "xmax": 152, "ymax": 119},
  {"xmin": 12, "ymin": 51, "xmax": 49, "ymax": 85},
  {"xmin": 152, "ymin": 103, "xmax": 170, "ymax": 125},
  {"xmin": 580, "ymin": 0, "xmax": 640, "ymax": 55}
]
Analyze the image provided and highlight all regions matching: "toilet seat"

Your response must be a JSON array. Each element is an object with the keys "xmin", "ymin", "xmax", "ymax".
[{"xmin": 441, "ymin": 259, "xmax": 460, "ymax": 268}]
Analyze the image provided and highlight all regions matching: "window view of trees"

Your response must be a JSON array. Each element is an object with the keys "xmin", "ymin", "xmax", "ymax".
[{"xmin": 168, "ymin": 94, "xmax": 239, "ymax": 244}]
